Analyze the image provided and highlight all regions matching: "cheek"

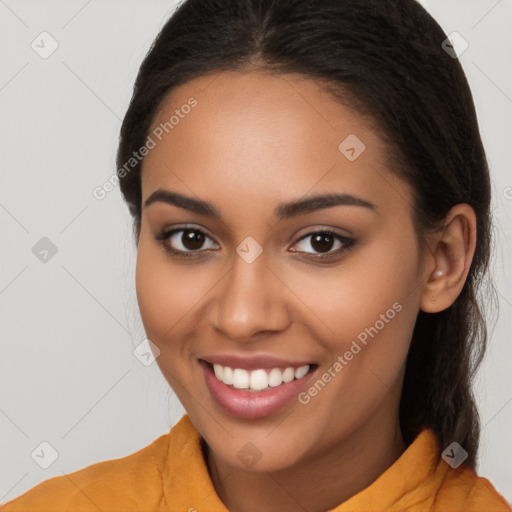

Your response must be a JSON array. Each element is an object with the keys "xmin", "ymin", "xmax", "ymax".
[
  {"xmin": 282, "ymin": 243, "xmax": 419, "ymax": 436},
  {"xmin": 284, "ymin": 234, "xmax": 420, "ymax": 344},
  {"xmin": 135, "ymin": 238, "xmax": 211, "ymax": 345},
  {"xmin": 279, "ymin": 233, "xmax": 421, "ymax": 411}
]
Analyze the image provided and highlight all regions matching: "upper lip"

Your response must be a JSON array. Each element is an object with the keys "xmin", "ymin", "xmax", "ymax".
[{"xmin": 200, "ymin": 354, "xmax": 315, "ymax": 370}]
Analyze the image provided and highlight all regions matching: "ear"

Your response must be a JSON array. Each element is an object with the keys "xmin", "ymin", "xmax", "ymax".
[{"xmin": 420, "ymin": 203, "xmax": 477, "ymax": 313}]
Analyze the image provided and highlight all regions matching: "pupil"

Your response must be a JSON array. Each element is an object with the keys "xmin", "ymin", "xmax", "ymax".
[
  {"xmin": 183, "ymin": 230, "xmax": 205, "ymax": 250},
  {"xmin": 312, "ymin": 233, "xmax": 333, "ymax": 253}
]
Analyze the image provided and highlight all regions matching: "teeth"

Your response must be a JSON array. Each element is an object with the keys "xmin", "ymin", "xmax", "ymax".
[
  {"xmin": 295, "ymin": 366, "xmax": 309, "ymax": 379},
  {"xmin": 268, "ymin": 368, "xmax": 283, "ymax": 387},
  {"xmin": 210, "ymin": 363, "xmax": 311, "ymax": 391},
  {"xmin": 213, "ymin": 364, "xmax": 223, "ymax": 380},
  {"xmin": 223, "ymin": 366, "xmax": 233, "ymax": 385},
  {"xmin": 250, "ymin": 369, "xmax": 268, "ymax": 390},
  {"xmin": 282, "ymin": 367, "xmax": 295, "ymax": 383},
  {"xmin": 232, "ymin": 368, "xmax": 250, "ymax": 389}
]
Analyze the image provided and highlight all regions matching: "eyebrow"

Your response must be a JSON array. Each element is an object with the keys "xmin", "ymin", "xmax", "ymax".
[{"xmin": 144, "ymin": 189, "xmax": 376, "ymax": 220}]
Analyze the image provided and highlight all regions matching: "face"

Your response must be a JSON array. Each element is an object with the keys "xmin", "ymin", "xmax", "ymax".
[{"xmin": 135, "ymin": 69, "xmax": 427, "ymax": 472}]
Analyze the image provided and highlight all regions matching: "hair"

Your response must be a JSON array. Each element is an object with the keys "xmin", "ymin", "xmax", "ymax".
[{"xmin": 116, "ymin": 0, "xmax": 497, "ymax": 470}]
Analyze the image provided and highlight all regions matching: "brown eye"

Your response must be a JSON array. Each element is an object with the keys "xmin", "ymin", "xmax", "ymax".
[
  {"xmin": 290, "ymin": 230, "xmax": 355, "ymax": 257},
  {"xmin": 155, "ymin": 227, "xmax": 219, "ymax": 256},
  {"xmin": 181, "ymin": 229, "xmax": 206, "ymax": 250},
  {"xmin": 310, "ymin": 232, "xmax": 335, "ymax": 253}
]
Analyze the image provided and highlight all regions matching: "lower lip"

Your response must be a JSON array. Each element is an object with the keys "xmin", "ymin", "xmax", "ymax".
[{"xmin": 199, "ymin": 360, "xmax": 316, "ymax": 420}]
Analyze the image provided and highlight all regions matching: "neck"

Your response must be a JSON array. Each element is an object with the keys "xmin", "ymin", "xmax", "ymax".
[{"xmin": 205, "ymin": 403, "xmax": 407, "ymax": 512}]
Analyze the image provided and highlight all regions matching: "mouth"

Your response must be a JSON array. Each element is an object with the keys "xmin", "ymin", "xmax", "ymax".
[
  {"xmin": 202, "ymin": 360, "xmax": 316, "ymax": 392},
  {"xmin": 199, "ymin": 358, "xmax": 318, "ymax": 419}
]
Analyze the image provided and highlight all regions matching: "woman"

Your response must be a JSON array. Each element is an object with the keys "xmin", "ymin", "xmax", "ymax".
[{"xmin": 2, "ymin": 0, "xmax": 510, "ymax": 510}]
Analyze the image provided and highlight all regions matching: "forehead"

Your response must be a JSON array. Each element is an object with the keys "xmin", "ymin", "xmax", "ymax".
[{"xmin": 140, "ymin": 70, "xmax": 405, "ymax": 217}]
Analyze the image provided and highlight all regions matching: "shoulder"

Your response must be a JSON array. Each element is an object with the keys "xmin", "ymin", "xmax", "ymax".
[
  {"xmin": 435, "ymin": 463, "xmax": 511, "ymax": 512},
  {"xmin": 0, "ymin": 431, "xmax": 171, "ymax": 512}
]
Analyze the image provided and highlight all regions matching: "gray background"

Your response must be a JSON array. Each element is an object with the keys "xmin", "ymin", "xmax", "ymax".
[{"xmin": 1, "ymin": 0, "xmax": 511, "ymax": 504}]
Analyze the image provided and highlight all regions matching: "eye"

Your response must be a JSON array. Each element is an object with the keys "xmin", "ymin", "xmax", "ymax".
[
  {"xmin": 155, "ymin": 226, "xmax": 355, "ymax": 261},
  {"xmin": 155, "ymin": 226, "xmax": 219, "ymax": 258},
  {"xmin": 289, "ymin": 230, "xmax": 355, "ymax": 259}
]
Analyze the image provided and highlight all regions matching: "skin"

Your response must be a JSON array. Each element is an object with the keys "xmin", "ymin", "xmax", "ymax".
[{"xmin": 135, "ymin": 69, "xmax": 476, "ymax": 512}]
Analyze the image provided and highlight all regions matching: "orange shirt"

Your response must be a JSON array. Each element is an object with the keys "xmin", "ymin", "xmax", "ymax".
[{"xmin": 1, "ymin": 414, "xmax": 510, "ymax": 512}]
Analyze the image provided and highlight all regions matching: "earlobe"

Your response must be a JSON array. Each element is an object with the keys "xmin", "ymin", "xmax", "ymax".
[
  {"xmin": 428, "ymin": 269, "xmax": 444, "ymax": 304},
  {"xmin": 419, "ymin": 204, "xmax": 477, "ymax": 314}
]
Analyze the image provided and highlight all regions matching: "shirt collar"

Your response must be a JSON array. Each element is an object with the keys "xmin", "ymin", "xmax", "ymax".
[
  {"xmin": 162, "ymin": 414, "xmax": 446, "ymax": 511},
  {"xmin": 331, "ymin": 426, "xmax": 442, "ymax": 510},
  {"xmin": 163, "ymin": 414, "xmax": 229, "ymax": 511}
]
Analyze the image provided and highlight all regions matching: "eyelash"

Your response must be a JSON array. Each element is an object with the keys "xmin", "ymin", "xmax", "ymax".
[{"xmin": 154, "ymin": 226, "xmax": 356, "ymax": 262}]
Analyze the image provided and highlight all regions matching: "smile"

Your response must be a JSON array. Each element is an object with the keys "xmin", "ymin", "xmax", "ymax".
[
  {"xmin": 211, "ymin": 363, "xmax": 311, "ymax": 391},
  {"xmin": 199, "ymin": 358, "xmax": 318, "ymax": 419}
]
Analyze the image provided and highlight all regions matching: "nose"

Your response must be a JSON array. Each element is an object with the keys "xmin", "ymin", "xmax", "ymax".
[{"xmin": 209, "ymin": 253, "xmax": 292, "ymax": 342}]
